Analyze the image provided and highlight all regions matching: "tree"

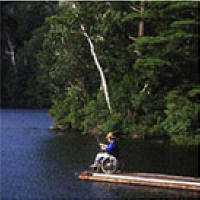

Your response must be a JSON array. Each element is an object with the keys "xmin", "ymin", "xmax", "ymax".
[
  {"xmin": 124, "ymin": 1, "xmax": 199, "ymax": 141},
  {"xmin": 1, "ymin": 1, "xmax": 57, "ymax": 108},
  {"xmin": 2, "ymin": 1, "xmax": 198, "ymax": 144}
]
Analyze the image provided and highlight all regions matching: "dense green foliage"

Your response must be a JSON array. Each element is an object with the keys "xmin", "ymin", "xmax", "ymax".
[
  {"xmin": 1, "ymin": 1, "xmax": 57, "ymax": 108},
  {"xmin": 1, "ymin": 1, "xmax": 199, "ymax": 144}
]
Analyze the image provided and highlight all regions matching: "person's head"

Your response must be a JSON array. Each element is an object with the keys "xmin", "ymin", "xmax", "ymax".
[{"xmin": 106, "ymin": 132, "xmax": 115, "ymax": 142}]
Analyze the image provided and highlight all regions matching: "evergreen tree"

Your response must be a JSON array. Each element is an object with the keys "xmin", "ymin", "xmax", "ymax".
[
  {"xmin": 1, "ymin": 1, "xmax": 57, "ymax": 108},
  {"xmin": 1, "ymin": 1, "xmax": 199, "ymax": 144}
]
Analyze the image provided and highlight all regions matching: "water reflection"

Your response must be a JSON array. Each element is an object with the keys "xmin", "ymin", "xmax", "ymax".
[
  {"xmin": 1, "ymin": 109, "xmax": 199, "ymax": 200},
  {"xmin": 91, "ymin": 182, "xmax": 200, "ymax": 199}
]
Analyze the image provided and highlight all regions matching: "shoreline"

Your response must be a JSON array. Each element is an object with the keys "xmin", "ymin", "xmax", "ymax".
[{"xmin": 48, "ymin": 125, "xmax": 200, "ymax": 146}]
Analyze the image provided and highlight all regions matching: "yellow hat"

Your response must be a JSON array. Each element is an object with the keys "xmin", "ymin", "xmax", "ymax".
[{"xmin": 106, "ymin": 132, "xmax": 115, "ymax": 139}]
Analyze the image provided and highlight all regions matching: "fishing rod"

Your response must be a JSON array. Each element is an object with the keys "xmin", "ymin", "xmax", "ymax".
[
  {"xmin": 94, "ymin": 134, "xmax": 101, "ymax": 151},
  {"xmin": 95, "ymin": 134, "xmax": 100, "ymax": 144},
  {"xmin": 94, "ymin": 134, "xmax": 107, "ymax": 152}
]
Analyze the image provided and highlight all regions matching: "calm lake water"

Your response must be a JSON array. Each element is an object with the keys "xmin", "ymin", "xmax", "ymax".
[{"xmin": 0, "ymin": 109, "xmax": 199, "ymax": 199}]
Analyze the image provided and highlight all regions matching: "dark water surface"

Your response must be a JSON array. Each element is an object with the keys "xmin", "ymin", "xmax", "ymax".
[{"xmin": 0, "ymin": 109, "xmax": 199, "ymax": 199}]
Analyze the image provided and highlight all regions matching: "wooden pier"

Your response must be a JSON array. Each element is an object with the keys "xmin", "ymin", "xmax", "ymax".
[{"xmin": 77, "ymin": 172, "xmax": 200, "ymax": 191}]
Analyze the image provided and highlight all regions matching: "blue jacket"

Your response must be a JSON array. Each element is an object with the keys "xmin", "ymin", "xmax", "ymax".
[{"xmin": 106, "ymin": 140, "xmax": 119, "ymax": 158}]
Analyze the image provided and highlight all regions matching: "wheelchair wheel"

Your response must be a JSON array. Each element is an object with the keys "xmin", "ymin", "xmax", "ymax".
[{"xmin": 101, "ymin": 156, "xmax": 118, "ymax": 174}]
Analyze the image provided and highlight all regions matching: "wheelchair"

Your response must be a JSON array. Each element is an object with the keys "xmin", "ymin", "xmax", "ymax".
[
  {"xmin": 93, "ymin": 154, "xmax": 119, "ymax": 174},
  {"xmin": 100, "ymin": 155, "xmax": 118, "ymax": 174}
]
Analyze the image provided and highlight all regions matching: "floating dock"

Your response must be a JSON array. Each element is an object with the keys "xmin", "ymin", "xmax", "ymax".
[{"xmin": 77, "ymin": 172, "xmax": 200, "ymax": 191}]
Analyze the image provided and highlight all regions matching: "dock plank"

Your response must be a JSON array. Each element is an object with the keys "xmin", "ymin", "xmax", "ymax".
[
  {"xmin": 77, "ymin": 172, "xmax": 200, "ymax": 191},
  {"xmin": 120, "ymin": 173, "xmax": 200, "ymax": 182}
]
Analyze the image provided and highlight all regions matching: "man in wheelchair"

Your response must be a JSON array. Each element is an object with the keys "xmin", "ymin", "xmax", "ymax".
[{"xmin": 90, "ymin": 132, "xmax": 119, "ymax": 174}]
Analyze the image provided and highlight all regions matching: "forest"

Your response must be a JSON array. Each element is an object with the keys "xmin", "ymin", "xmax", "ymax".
[{"xmin": 1, "ymin": 1, "xmax": 199, "ymax": 145}]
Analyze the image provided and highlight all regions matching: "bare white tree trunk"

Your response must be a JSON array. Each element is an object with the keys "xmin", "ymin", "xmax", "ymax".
[
  {"xmin": 7, "ymin": 36, "xmax": 16, "ymax": 66},
  {"xmin": 5, "ymin": 34, "xmax": 17, "ymax": 73},
  {"xmin": 81, "ymin": 25, "xmax": 112, "ymax": 114}
]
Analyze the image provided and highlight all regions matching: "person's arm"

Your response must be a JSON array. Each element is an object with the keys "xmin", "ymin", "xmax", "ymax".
[{"xmin": 100, "ymin": 143, "xmax": 107, "ymax": 150}]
